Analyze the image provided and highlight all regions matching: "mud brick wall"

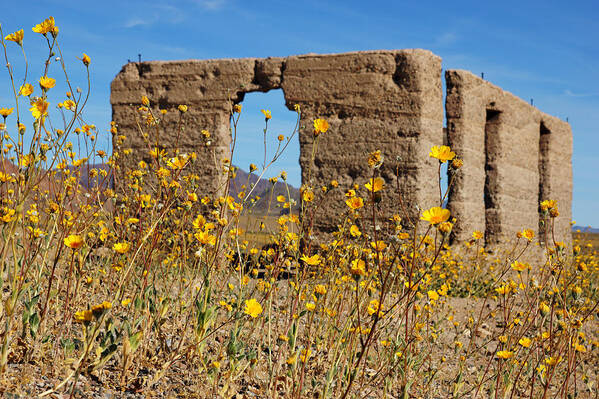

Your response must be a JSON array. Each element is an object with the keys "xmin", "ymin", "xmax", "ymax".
[
  {"xmin": 111, "ymin": 50, "xmax": 444, "ymax": 234},
  {"xmin": 282, "ymin": 50, "xmax": 443, "ymax": 233},
  {"xmin": 445, "ymin": 70, "xmax": 572, "ymax": 247},
  {"xmin": 111, "ymin": 51, "xmax": 572, "ymax": 245}
]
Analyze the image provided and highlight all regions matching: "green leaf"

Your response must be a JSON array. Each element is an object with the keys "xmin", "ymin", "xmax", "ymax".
[
  {"xmin": 129, "ymin": 330, "xmax": 143, "ymax": 353},
  {"xmin": 29, "ymin": 312, "xmax": 40, "ymax": 338}
]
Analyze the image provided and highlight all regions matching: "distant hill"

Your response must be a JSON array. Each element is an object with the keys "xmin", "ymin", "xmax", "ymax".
[
  {"xmin": 70, "ymin": 163, "xmax": 113, "ymax": 191},
  {"xmin": 71, "ymin": 162, "xmax": 300, "ymax": 215},
  {"xmin": 572, "ymin": 225, "xmax": 599, "ymax": 234},
  {"xmin": 229, "ymin": 167, "xmax": 300, "ymax": 214}
]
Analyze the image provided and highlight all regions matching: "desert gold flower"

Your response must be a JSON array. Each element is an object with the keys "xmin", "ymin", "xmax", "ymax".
[
  {"xmin": 429, "ymin": 145, "xmax": 456, "ymax": 163},
  {"xmin": 350, "ymin": 259, "xmax": 367, "ymax": 276},
  {"xmin": 313, "ymin": 118, "xmax": 329, "ymax": 135},
  {"xmin": 301, "ymin": 254, "xmax": 321, "ymax": 266},
  {"xmin": 141, "ymin": 96, "xmax": 150, "ymax": 106},
  {"xmin": 519, "ymin": 337, "xmax": 532, "ymax": 348},
  {"xmin": 511, "ymin": 261, "xmax": 529, "ymax": 272},
  {"xmin": 1, "ymin": 208, "xmax": 16, "ymax": 223},
  {"xmin": 524, "ymin": 229, "xmax": 535, "ymax": 240},
  {"xmin": 167, "ymin": 156, "xmax": 187, "ymax": 169},
  {"xmin": 5, "ymin": 29, "xmax": 24, "ymax": 45},
  {"xmin": 540, "ymin": 199, "xmax": 557, "ymax": 211},
  {"xmin": 74, "ymin": 309, "xmax": 93, "ymax": 323},
  {"xmin": 244, "ymin": 298, "xmax": 263, "ymax": 318},
  {"xmin": 368, "ymin": 150, "xmax": 382, "ymax": 168},
  {"xmin": 496, "ymin": 350, "xmax": 514, "ymax": 359},
  {"xmin": 495, "ymin": 284, "xmax": 512, "ymax": 295},
  {"xmin": 19, "ymin": 83, "xmax": 34, "ymax": 97},
  {"xmin": 367, "ymin": 299, "xmax": 384, "ymax": 317},
  {"xmin": 365, "ymin": 177, "xmax": 384, "ymax": 193},
  {"xmin": 178, "ymin": 104, "xmax": 188, "ymax": 113},
  {"xmin": 539, "ymin": 302, "xmax": 550, "ymax": 316},
  {"xmin": 64, "ymin": 234, "xmax": 84, "ymax": 249},
  {"xmin": 371, "ymin": 241, "xmax": 387, "ymax": 251},
  {"xmin": 81, "ymin": 53, "xmax": 91, "ymax": 66},
  {"xmin": 30, "ymin": 98, "xmax": 49, "ymax": 119},
  {"xmin": 300, "ymin": 348, "xmax": 311, "ymax": 363},
  {"xmin": 438, "ymin": 221, "xmax": 453, "ymax": 234},
  {"xmin": 261, "ymin": 109, "xmax": 271, "ymax": 120},
  {"xmin": 452, "ymin": 158, "xmax": 463, "ymax": 168},
  {"xmin": 345, "ymin": 196, "xmax": 364, "ymax": 210},
  {"xmin": 472, "ymin": 230, "xmax": 483, "ymax": 240},
  {"xmin": 306, "ymin": 302, "xmax": 316, "ymax": 311},
  {"xmin": 428, "ymin": 290, "xmax": 440, "ymax": 301},
  {"xmin": 277, "ymin": 134, "xmax": 285, "ymax": 141},
  {"xmin": 63, "ymin": 100, "xmax": 76, "ymax": 110},
  {"xmin": 277, "ymin": 195, "xmax": 286, "ymax": 203},
  {"xmin": 195, "ymin": 230, "xmax": 216, "ymax": 246},
  {"xmin": 302, "ymin": 188, "xmax": 314, "ymax": 203},
  {"xmin": 39, "ymin": 76, "xmax": 56, "ymax": 90},
  {"xmin": 233, "ymin": 104, "xmax": 242, "ymax": 113},
  {"xmin": 350, "ymin": 224, "xmax": 361, "ymax": 237},
  {"xmin": 314, "ymin": 284, "xmax": 327, "ymax": 295},
  {"xmin": 0, "ymin": 108, "xmax": 13, "ymax": 118},
  {"xmin": 113, "ymin": 242, "xmax": 131, "ymax": 254},
  {"xmin": 421, "ymin": 207, "xmax": 450, "ymax": 225},
  {"xmin": 32, "ymin": 17, "xmax": 56, "ymax": 35}
]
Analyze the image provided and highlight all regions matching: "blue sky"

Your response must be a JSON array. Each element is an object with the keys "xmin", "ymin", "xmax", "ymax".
[{"xmin": 0, "ymin": 0, "xmax": 597, "ymax": 226}]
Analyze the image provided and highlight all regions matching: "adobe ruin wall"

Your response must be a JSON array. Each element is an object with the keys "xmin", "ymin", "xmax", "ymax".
[{"xmin": 110, "ymin": 50, "xmax": 572, "ymax": 247}]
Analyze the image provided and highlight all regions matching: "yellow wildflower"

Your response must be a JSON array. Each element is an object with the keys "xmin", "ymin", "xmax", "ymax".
[
  {"xmin": 519, "ymin": 337, "xmax": 532, "ymax": 348},
  {"xmin": 350, "ymin": 259, "xmax": 367, "ymax": 276},
  {"xmin": 0, "ymin": 108, "xmax": 13, "ymax": 118},
  {"xmin": 74, "ymin": 309, "xmax": 93, "ymax": 323},
  {"xmin": 32, "ymin": 17, "xmax": 56, "ymax": 35},
  {"xmin": 365, "ymin": 177, "xmax": 384, "ymax": 193},
  {"xmin": 511, "ymin": 261, "xmax": 529, "ymax": 272},
  {"xmin": 313, "ymin": 118, "xmax": 329, "ymax": 135},
  {"xmin": 428, "ymin": 290, "xmax": 440, "ymax": 301},
  {"xmin": 244, "ymin": 298, "xmax": 263, "ymax": 318},
  {"xmin": 429, "ymin": 145, "xmax": 456, "ymax": 163},
  {"xmin": 113, "ymin": 242, "xmax": 130, "ymax": 254},
  {"xmin": 4, "ymin": 29, "xmax": 24, "ymax": 45},
  {"xmin": 300, "ymin": 254, "xmax": 321, "ymax": 266},
  {"xmin": 30, "ymin": 98, "xmax": 49, "ymax": 119},
  {"xmin": 421, "ymin": 206, "xmax": 450, "ymax": 225},
  {"xmin": 64, "ymin": 234, "xmax": 84, "ymax": 249},
  {"xmin": 19, "ymin": 83, "xmax": 34, "ymax": 97},
  {"xmin": 349, "ymin": 225, "xmax": 361, "ymax": 237},
  {"xmin": 39, "ymin": 76, "xmax": 56, "ymax": 90},
  {"xmin": 81, "ymin": 53, "xmax": 91, "ymax": 66},
  {"xmin": 368, "ymin": 150, "xmax": 382, "ymax": 168},
  {"xmin": 345, "ymin": 196, "xmax": 364, "ymax": 210},
  {"xmin": 496, "ymin": 350, "xmax": 514, "ymax": 360},
  {"xmin": 261, "ymin": 109, "xmax": 271, "ymax": 120}
]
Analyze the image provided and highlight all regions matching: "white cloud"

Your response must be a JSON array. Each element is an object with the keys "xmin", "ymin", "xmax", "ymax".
[
  {"xmin": 434, "ymin": 32, "xmax": 458, "ymax": 47},
  {"xmin": 564, "ymin": 89, "xmax": 599, "ymax": 98},
  {"xmin": 124, "ymin": 4, "xmax": 186, "ymax": 28},
  {"xmin": 124, "ymin": 17, "xmax": 155, "ymax": 28},
  {"xmin": 195, "ymin": 0, "xmax": 226, "ymax": 10}
]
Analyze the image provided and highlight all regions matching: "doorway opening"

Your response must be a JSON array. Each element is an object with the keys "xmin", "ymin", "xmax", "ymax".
[
  {"xmin": 232, "ymin": 89, "xmax": 300, "ymax": 221},
  {"xmin": 484, "ymin": 109, "xmax": 501, "ymax": 245},
  {"xmin": 538, "ymin": 121, "xmax": 551, "ymax": 241}
]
